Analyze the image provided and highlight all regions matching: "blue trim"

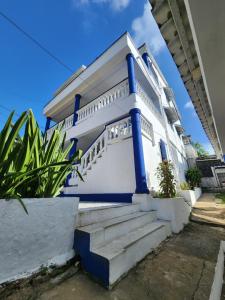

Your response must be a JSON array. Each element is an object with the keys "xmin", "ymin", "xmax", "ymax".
[
  {"xmin": 44, "ymin": 116, "xmax": 52, "ymax": 133},
  {"xmin": 142, "ymin": 52, "xmax": 159, "ymax": 84},
  {"xmin": 69, "ymin": 138, "xmax": 78, "ymax": 159},
  {"xmin": 159, "ymin": 139, "xmax": 167, "ymax": 161},
  {"xmin": 74, "ymin": 230, "xmax": 110, "ymax": 287},
  {"xmin": 129, "ymin": 108, "xmax": 149, "ymax": 194},
  {"xmin": 65, "ymin": 138, "xmax": 78, "ymax": 187},
  {"xmin": 126, "ymin": 53, "xmax": 136, "ymax": 94},
  {"xmin": 61, "ymin": 193, "xmax": 133, "ymax": 203},
  {"xmin": 73, "ymin": 94, "xmax": 81, "ymax": 126},
  {"xmin": 142, "ymin": 52, "xmax": 150, "ymax": 69}
]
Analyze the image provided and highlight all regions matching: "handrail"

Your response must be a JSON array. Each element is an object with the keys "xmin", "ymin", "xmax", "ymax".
[
  {"xmin": 77, "ymin": 79, "xmax": 129, "ymax": 123},
  {"xmin": 69, "ymin": 116, "xmax": 132, "ymax": 184}
]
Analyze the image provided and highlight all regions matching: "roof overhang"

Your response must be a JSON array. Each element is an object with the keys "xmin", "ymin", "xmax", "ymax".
[
  {"xmin": 43, "ymin": 32, "xmax": 157, "ymax": 122},
  {"xmin": 150, "ymin": 0, "xmax": 223, "ymax": 158}
]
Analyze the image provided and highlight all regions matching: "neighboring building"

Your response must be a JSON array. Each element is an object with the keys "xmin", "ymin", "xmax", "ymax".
[
  {"xmin": 150, "ymin": 0, "xmax": 225, "ymax": 159},
  {"xmin": 182, "ymin": 135, "xmax": 198, "ymax": 168},
  {"xmin": 196, "ymin": 156, "xmax": 225, "ymax": 189},
  {"xmin": 43, "ymin": 32, "xmax": 188, "ymax": 202}
]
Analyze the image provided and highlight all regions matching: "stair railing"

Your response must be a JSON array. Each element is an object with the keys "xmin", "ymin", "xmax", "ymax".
[{"xmin": 70, "ymin": 116, "xmax": 132, "ymax": 184}]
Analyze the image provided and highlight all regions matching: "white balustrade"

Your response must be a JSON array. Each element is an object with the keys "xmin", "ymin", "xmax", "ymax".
[
  {"xmin": 140, "ymin": 116, "xmax": 155, "ymax": 145},
  {"xmin": 70, "ymin": 116, "xmax": 132, "ymax": 183},
  {"xmin": 46, "ymin": 114, "xmax": 74, "ymax": 140},
  {"xmin": 77, "ymin": 79, "xmax": 129, "ymax": 123},
  {"xmin": 136, "ymin": 82, "xmax": 163, "ymax": 122}
]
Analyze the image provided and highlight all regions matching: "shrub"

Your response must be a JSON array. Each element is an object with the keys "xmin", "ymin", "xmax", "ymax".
[
  {"xmin": 156, "ymin": 160, "xmax": 176, "ymax": 198},
  {"xmin": 180, "ymin": 182, "xmax": 191, "ymax": 190},
  {"xmin": 185, "ymin": 167, "xmax": 201, "ymax": 189},
  {"xmin": 0, "ymin": 110, "xmax": 82, "ymax": 212}
]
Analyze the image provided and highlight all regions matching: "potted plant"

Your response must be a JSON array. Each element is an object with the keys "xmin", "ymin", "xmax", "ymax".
[
  {"xmin": 150, "ymin": 161, "xmax": 191, "ymax": 233},
  {"xmin": 0, "ymin": 110, "xmax": 82, "ymax": 284}
]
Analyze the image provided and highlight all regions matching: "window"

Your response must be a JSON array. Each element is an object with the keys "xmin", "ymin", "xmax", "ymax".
[{"xmin": 159, "ymin": 139, "xmax": 167, "ymax": 161}]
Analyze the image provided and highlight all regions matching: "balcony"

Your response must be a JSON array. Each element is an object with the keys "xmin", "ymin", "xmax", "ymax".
[{"xmin": 46, "ymin": 79, "xmax": 162, "ymax": 140}]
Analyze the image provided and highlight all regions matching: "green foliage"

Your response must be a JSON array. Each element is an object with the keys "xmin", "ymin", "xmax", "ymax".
[
  {"xmin": 0, "ymin": 110, "xmax": 82, "ymax": 212},
  {"xmin": 156, "ymin": 160, "xmax": 176, "ymax": 198},
  {"xmin": 185, "ymin": 167, "xmax": 201, "ymax": 189},
  {"xmin": 215, "ymin": 193, "xmax": 225, "ymax": 204},
  {"xmin": 180, "ymin": 182, "xmax": 191, "ymax": 190},
  {"xmin": 192, "ymin": 142, "xmax": 209, "ymax": 158}
]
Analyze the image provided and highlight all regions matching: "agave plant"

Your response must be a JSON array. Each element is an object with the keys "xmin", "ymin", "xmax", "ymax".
[{"xmin": 0, "ymin": 110, "xmax": 82, "ymax": 212}]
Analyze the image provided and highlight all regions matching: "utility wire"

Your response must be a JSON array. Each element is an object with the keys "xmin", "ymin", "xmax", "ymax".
[
  {"xmin": 0, "ymin": 104, "xmax": 45, "ymax": 129},
  {"xmin": 0, "ymin": 10, "xmax": 74, "ymax": 73},
  {"xmin": 0, "ymin": 104, "xmax": 20, "ymax": 116}
]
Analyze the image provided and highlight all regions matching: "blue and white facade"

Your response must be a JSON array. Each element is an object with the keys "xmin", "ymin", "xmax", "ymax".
[{"xmin": 44, "ymin": 33, "xmax": 188, "ymax": 202}]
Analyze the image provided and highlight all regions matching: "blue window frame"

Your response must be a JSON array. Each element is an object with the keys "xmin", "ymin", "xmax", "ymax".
[{"xmin": 159, "ymin": 139, "xmax": 167, "ymax": 161}]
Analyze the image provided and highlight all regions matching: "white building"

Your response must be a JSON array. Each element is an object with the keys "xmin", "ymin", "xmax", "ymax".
[{"xmin": 43, "ymin": 32, "xmax": 188, "ymax": 203}]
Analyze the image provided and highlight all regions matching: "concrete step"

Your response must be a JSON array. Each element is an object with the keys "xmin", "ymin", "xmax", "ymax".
[
  {"xmin": 78, "ymin": 211, "xmax": 157, "ymax": 249},
  {"xmin": 77, "ymin": 203, "xmax": 140, "ymax": 227},
  {"xmin": 75, "ymin": 220, "xmax": 172, "ymax": 288}
]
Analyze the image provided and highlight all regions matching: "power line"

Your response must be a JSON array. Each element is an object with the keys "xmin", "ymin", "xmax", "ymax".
[
  {"xmin": 0, "ymin": 10, "xmax": 74, "ymax": 73},
  {"xmin": 0, "ymin": 104, "xmax": 20, "ymax": 117},
  {"xmin": 0, "ymin": 104, "xmax": 44, "ymax": 130}
]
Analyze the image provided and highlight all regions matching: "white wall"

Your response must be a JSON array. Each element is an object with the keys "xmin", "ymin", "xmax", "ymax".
[
  {"xmin": 74, "ymin": 137, "xmax": 136, "ymax": 194},
  {"xmin": 0, "ymin": 197, "xmax": 79, "ymax": 284},
  {"xmin": 150, "ymin": 197, "xmax": 191, "ymax": 233},
  {"xmin": 142, "ymin": 134, "xmax": 163, "ymax": 192}
]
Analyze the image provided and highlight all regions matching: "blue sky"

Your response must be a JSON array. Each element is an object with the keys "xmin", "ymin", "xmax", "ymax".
[{"xmin": 0, "ymin": 0, "xmax": 213, "ymax": 153}]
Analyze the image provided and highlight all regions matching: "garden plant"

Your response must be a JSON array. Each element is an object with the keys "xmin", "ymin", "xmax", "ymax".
[
  {"xmin": 156, "ymin": 160, "xmax": 176, "ymax": 198},
  {"xmin": 0, "ymin": 110, "xmax": 82, "ymax": 213}
]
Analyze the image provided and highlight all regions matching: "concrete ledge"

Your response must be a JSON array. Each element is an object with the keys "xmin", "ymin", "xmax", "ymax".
[
  {"xmin": 0, "ymin": 197, "xmax": 79, "ymax": 284},
  {"xmin": 180, "ymin": 187, "xmax": 202, "ymax": 206},
  {"xmin": 210, "ymin": 241, "xmax": 225, "ymax": 300},
  {"xmin": 150, "ymin": 197, "xmax": 191, "ymax": 233}
]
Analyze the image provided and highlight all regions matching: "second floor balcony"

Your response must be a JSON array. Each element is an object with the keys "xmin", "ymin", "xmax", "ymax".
[{"xmin": 46, "ymin": 78, "xmax": 163, "ymax": 141}]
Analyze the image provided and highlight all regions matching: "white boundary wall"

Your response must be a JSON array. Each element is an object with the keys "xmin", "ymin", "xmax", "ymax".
[
  {"xmin": 0, "ymin": 197, "xmax": 79, "ymax": 284},
  {"xmin": 133, "ymin": 195, "xmax": 191, "ymax": 233},
  {"xmin": 209, "ymin": 241, "xmax": 225, "ymax": 300},
  {"xmin": 150, "ymin": 197, "xmax": 191, "ymax": 233},
  {"xmin": 179, "ymin": 187, "xmax": 202, "ymax": 206}
]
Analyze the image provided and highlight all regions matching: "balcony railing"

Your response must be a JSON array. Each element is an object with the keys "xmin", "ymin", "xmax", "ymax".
[
  {"xmin": 46, "ymin": 79, "xmax": 161, "ymax": 139},
  {"xmin": 76, "ymin": 79, "xmax": 129, "ymax": 124},
  {"xmin": 46, "ymin": 114, "xmax": 73, "ymax": 140},
  {"xmin": 136, "ymin": 81, "xmax": 163, "ymax": 122}
]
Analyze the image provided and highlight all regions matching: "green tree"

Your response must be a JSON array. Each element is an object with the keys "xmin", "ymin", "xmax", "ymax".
[
  {"xmin": 156, "ymin": 160, "xmax": 176, "ymax": 198},
  {"xmin": 192, "ymin": 142, "xmax": 209, "ymax": 158}
]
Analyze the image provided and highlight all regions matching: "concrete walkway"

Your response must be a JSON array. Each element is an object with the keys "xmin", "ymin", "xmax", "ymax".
[
  {"xmin": 192, "ymin": 193, "xmax": 225, "ymax": 227},
  {"xmin": 4, "ymin": 194, "xmax": 225, "ymax": 300}
]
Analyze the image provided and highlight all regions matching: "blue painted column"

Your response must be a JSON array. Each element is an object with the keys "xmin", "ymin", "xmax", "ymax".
[
  {"xmin": 65, "ymin": 94, "xmax": 81, "ymax": 187},
  {"xmin": 126, "ymin": 53, "xmax": 136, "ymax": 94},
  {"xmin": 69, "ymin": 138, "xmax": 78, "ymax": 159},
  {"xmin": 44, "ymin": 116, "xmax": 52, "ymax": 133},
  {"xmin": 65, "ymin": 138, "xmax": 78, "ymax": 187},
  {"xmin": 73, "ymin": 94, "xmax": 81, "ymax": 126},
  {"xmin": 142, "ymin": 52, "xmax": 150, "ymax": 69},
  {"xmin": 130, "ymin": 108, "xmax": 149, "ymax": 194}
]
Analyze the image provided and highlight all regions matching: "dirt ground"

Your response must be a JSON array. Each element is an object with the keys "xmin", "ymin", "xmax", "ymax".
[{"xmin": 3, "ymin": 194, "xmax": 225, "ymax": 300}]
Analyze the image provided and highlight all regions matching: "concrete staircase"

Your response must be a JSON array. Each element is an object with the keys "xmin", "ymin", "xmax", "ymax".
[{"xmin": 74, "ymin": 203, "xmax": 172, "ymax": 288}]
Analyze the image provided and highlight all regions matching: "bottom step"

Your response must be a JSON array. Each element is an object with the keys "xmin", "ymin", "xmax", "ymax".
[{"xmin": 75, "ymin": 220, "xmax": 171, "ymax": 288}]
